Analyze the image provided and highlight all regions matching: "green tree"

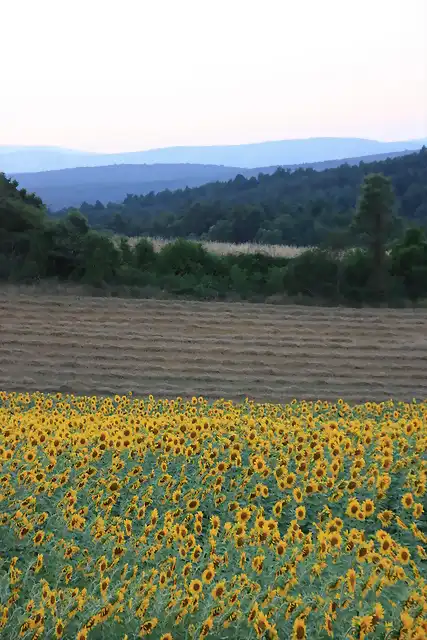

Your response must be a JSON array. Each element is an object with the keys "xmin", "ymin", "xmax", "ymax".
[
  {"xmin": 352, "ymin": 173, "xmax": 396, "ymax": 299},
  {"xmin": 0, "ymin": 173, "xmax": 48, "ymax": 279},
  {"xmin": 119, "ymin": 237, "xmax": 135, "ymax": 266},
  {"xmin": 81, "ymin": 231, "xmax": 121, "ymax": 286}
]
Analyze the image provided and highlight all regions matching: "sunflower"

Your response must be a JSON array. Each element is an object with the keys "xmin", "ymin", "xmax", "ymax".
[
  {"xmin": 346, "ymin": 568, "xmax": 356, "ymax": 593},
  {"xmin": 371, "ymin": 602, "xmax": 384, "ymax": 623},
  {"xmin": 254, "ymin": 611, "xmax": 271, "ymax": 636},
  {"xmin": 24, "ymin": 449, "xmax": 36, "ymax": 463},
  {"xmin": 211, "ymin": 581, "xmax": 226, "ymax": 600},
  {"xmin": 20, "ymin": 622, "xmax": 31, "ymax": 636},
  {"xmin": 139, "ymin": 618, "xmax": 159, "ymax": 637},
  {"xmin": 363, "ymin": 499, "xmax": 375, "ymax": 516},
  {"xmin": 377, "ymin": 510, "xmax": 394, "ymax": 526},
  {"xmin": 251, "ymin": 555, "xmax": 264, "ymax": 574},
  {"xmin": 402, "ymin": 493, "xmax": 414, "ymax": 509},
  {"xmin": 237, "ymin": 508, "xmax": 251, "ymax": 523},
  {"xmin": 276, "ymin": 541, "xmax": 286, "ymax": 556},
  {"xmin": 292, "ymin": 615, "xmax": 306, "ymax": 640},
  {"xmin": 112, "ymin": 545, "xmax": 125, "ymax": 559},
  {"xmin": 416, "ymin": 545, "xmax": 427, "ymax": 559},
  {"xmin": 346, "ymin": 499, "xmax": 360, "ymax": 518},
  {"xmin": 356, "ymin": 544, "xmax": 371, "ymax": 562},
  {"xmin": 33, "ymin": 554, "xmax": 44, "ymax": 574},
  {"xmin": 26, "ymin": 600, "xmax": 35, "ymax": 613},
  {"xmin": 413, "ymin": 503, "xmax": 424, "ymax": 518},
  {"xmin": 272, "ymin": 501, "xmax": 283, "ymax": 517},
  {"xmin": 33, "ymin": 531, "xmax": 45, "ymax": 546},
  {"xmin": 285, "ymin": 473, "xmax": 296, "ymax": 487},
  {"xmin": 200, "ymin": 617, "xmax": 214, "ymax": 637},
  {"xmin": 400, "ymin": 611, "xmax": 414, "ymax": 631},
  {"xmin": 188, "ymin": 579, "xmax": 203, "ymax": 595},
  {"xmin": 191, "ymin": 545, "xmax": 202, "ymax": 561},
  {"xmin": 53, "ymin": 619, "xmax": 64, "ymax": 639},
  {"xmin": 379, "ymin": 536, "xmax": 393, "ymax": 554},
  {"xmin": 98, "ymin": 556, "xmax": 108, "ymax": 574},
  {"xmin": 202, "ymin": 565, "xmax": 215, "ymax": 584},
  {"xmin": 295, "ymin": 506, "xmax": 306, "ymax": 521},
  {"xmin": 324, "ymin": 613, "xmax": 334, "ymax": 637},
  {"xmin": 356, "ymin": 616, "xmax": 374, "ymax": 634},
  {"xmin": 293, "ymin": 488, "xmax": 303, "ymax": 503},
  {"xmin": 328, "ymin": 532, "xmax": 342, "ymax": 549},
  {"xmin": 100, "ymin": 577, "xmax": 110, "ymax": 599},
  {"xmin": 397, "ymin": 547, "xmax": 411, "ymax": 564}
]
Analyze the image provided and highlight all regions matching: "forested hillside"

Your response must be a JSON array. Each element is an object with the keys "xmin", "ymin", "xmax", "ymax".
[{"xmin": 66, "ymin": 149, "xmax": 427, "ymax": 246}]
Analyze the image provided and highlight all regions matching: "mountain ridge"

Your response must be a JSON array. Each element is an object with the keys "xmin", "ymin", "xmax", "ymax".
[
  {"xmin": 2, "ymin": 136, "xmax": 426, "ymax": 173},
  {"xmin": 9, "ymin": 149, "xmax": 419, "ymax": 209}
]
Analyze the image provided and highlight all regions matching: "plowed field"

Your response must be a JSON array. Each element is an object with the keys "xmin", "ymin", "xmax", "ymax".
[{"xmin": 1, "ymin": 290, "xmax": 427, "ymax": 402}]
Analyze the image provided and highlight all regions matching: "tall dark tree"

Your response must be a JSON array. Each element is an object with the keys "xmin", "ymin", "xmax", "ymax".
[{"xmin": 353, "ymin": 173, "xmax": 396, "ymax": 298}]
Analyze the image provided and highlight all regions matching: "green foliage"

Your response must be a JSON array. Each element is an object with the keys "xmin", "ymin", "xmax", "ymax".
[
  {"xmin": 391, "ymin": 228, "xmax": 427, "ymax": 301},
  {"xmin": 353, "ymin": 173, "xmax": 397, "ymax": 299},
  {"xmin": 339, "ymin": 249, "xmax": 377, "ymax": 303},
  {"xmin": 80, "ymin": 231, "xmax": 121, "ymax": 286},
  {"xmin": 229, "ymin": 264, "xmax": 250, "ymax": 297},
  {"xmin": 157, "ymin": 239, "xmax": 220, "ymax": 277},
  {"xmin": 119, "ymin": 237, "xmax": 135, "ymax": 266},
  {"xmin": 353, "ymin": 173, "xmax": 396, "ymax": 240},
  {"xmin": 0, "ymin": 173, "xmax": 48, "ymax": 279},
  {"xmin": 3, "ymin": 170, "xmax": 427, "ymax": 305},
  {"xmin": 46, "ymin": 211, "xmax": 90, "ymax": 279},
  {"xmin": 284, "ymin": 249, "xmax": 340, "ymax": 299},
  {"xmin": 134, "ymin": 237, "xmax": 156, "ymax": 270}
]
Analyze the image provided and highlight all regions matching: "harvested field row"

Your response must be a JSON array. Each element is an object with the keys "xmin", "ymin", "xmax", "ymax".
[{"xmin": 1, "ymin": 290, "xmax": 427, "ymax": 402}]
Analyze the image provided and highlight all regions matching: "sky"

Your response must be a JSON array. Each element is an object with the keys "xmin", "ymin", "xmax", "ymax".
[{"xmin": 1, "ymin": 0, "xmax": 426, "ymax": 152}]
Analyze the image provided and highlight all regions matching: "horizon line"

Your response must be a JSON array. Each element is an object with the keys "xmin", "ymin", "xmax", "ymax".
[{"xmin": 2, "ymin": 134, "xmax": 427, "ymax": 155}]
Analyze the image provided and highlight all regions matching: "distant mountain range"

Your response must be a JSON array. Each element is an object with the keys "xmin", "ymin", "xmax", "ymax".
[
  {"xmin": 2, "ymin": 136, "xmax": 426, "ymax": 173},
  {"xmin": 9, "ymin": 149, "xmax": 420, "ymax": 209}
]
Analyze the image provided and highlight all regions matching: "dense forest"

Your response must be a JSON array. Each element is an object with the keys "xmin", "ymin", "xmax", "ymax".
[
  {"xmin": 3, "ymin": 162, "xmax": 427, "ymax": 306},
  {"xmin": 58, "ymin": 149, "xmax": 427, "ymax": 247}
]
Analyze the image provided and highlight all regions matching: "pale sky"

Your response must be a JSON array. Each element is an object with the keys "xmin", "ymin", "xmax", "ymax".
[{"xmin": 1, "ymin": 0, "xmax": 426, "ymax": 152}]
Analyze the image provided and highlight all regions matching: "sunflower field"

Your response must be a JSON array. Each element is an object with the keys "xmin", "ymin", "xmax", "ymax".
[{"xmin": 0, "ymin": 392, "xmax": 426, "ymax": 640}]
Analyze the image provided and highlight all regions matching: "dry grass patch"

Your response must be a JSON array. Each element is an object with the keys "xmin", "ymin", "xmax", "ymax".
[{"xmin": 124, "ymin": 236, "xmax": 307, "ymax": 258}]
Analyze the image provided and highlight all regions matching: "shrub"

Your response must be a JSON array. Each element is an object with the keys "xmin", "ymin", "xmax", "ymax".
[
  {"xmin": 158, "ymin": 239, "xmax": 221, "ymax": 277},
  {"xmin": 119, "ymin": 237, "xmax": 135, "ymax": 267},
  {"xmin": 391, "ymin": 227, "xmax": 427, "ymax": 301},
  {"xmin": 284, "ymin": 249, "xmax": 340, "ymax": 299},
  {"xmin": 134, "ymin": 237, "xmax": 156, "ymax": 270}
]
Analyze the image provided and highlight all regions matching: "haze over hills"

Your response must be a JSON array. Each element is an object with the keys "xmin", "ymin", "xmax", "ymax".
[
  {"xmin": 9, "ymin": 149, "xmax": 419, "ymax": 209},
  {"xmin": 1, "ymin": 137, "xmax": 426, "ymax": 173}
]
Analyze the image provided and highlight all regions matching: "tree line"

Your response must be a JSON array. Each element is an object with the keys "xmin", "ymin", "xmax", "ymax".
[
  {"xmin": 2, "ymin": 167, "xmax": 427, "ymax": 305},
  {"xmin": 56, "ymin": 149, "xmax": 427, "ymax": 248}
]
